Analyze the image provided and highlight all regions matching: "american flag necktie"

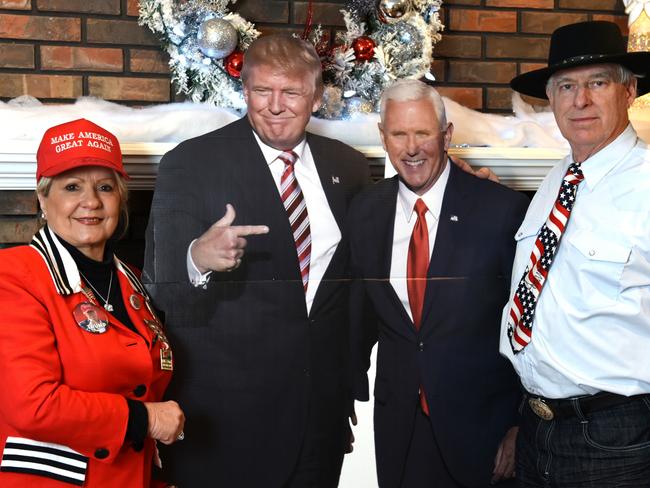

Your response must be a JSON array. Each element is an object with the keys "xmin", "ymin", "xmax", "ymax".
[
  {"xmin": 508, "ymin": 161, "xmax": 584, "ymax": 353},
  {"xmin": 279, "ymin": 150, "xmax": 311, "ymax": 293},
  {"xmin": 407, "ymin": 198, "xmax": 430, "ymax": 415}
]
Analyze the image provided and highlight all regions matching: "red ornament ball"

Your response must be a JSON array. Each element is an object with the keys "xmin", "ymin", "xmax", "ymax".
[
  {"xmin": 225, "ymin": 50, "xmax": 244, "ymax": 78},
  {"xmin": 352, "ymin": 36, "xmax": 375, "ymax": 62}
]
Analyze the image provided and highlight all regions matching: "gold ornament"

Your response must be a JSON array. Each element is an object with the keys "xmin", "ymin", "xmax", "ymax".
[
  {"xmin": 377, "ymin": 0, "xmax": 411, "ymax": 24},
  {"xmin": 625, "ymin": 1, "xmax": 650, "ymax": 107},
  {"xmin": 628, "ymin": 11, "xmax": 650, "ymax": 52},
  {"xmin": 346, "ymin": 97, "xmax": 374, "ymax": 117}
]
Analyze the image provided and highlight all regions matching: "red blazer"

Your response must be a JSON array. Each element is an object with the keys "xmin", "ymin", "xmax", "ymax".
[{"xmin": 0, "ymin": 226, "xmax": 172, "ymax": 487}]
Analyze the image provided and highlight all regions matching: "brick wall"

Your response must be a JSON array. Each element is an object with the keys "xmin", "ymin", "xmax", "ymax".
[
  {"xmin": 0, "ymin": 0, "xmax": 170, "ymax": 103},
  {"xmin": 0, "ymin": 0, "xmax": 628, "ymax": 250},
  {"xmin": 438, "ymin": 0, "xmax": 628, "ymax": 110},
  {"xmin": 0, "ymin": 191, "xmax": 39, "ymax": 248},
  {"xmin": 0, "ymin": 0, "xmax": 628, "ymax": 110}
]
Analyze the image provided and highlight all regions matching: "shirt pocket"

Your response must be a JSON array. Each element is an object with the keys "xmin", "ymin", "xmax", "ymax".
[
  {"xmin": 512, "ymin": 221, "xmax": 543, "ymax": 283},
  {"xmin": 515, "ymin": 223, "xmax": 541, "ymax": 243},
  {"xmin": 567, "ymin": 230, "xmax": 631, "ymax": 301}
]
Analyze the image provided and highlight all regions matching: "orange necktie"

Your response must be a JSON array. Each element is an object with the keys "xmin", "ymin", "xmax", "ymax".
[{"xmin": 407, "ymin": 198, "xmax": 430, "ymax": 415}]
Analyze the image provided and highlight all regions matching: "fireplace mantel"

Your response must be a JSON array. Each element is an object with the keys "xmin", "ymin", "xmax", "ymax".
[{"xmin": 0, "ymin": 141, "xmax": 566, "ymax": 191}]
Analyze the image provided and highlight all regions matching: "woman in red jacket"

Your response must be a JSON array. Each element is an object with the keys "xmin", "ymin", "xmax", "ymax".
[{"xmin": 0, "ymin": 119, "xmax": 185, "ymax": 487}]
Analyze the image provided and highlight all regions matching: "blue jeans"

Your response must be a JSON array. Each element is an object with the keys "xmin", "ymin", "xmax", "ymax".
[{"xmin": 517, "ymin": 394, "xmax": 650, "ymax": 487}]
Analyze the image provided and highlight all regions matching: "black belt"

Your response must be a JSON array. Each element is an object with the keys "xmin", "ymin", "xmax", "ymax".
[{"xmin": 525, "ymin": 391, "xmax": 647, "ymax": 421}]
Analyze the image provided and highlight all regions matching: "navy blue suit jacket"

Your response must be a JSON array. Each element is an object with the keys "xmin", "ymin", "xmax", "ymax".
[{"xmin": 348, "ymin": 163, "xmax": 529, "ymax": 487}]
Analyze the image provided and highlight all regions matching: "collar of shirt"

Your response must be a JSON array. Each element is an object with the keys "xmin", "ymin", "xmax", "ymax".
[
  {"xmin": 573, "ymin": 124, "xmax": 638, "ymax": 191},
  {"xmin": 397, "ymin": 158, "xmax": 450, "ymax": 223},
  {"xmin": 252, "ymin": 131, "xmax": 308, "ymax": 167}
]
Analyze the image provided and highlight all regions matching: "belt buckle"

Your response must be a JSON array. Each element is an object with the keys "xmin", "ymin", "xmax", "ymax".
[{"xmin": 528, "ymin": 397, "xmax": 554, "ymax": 420}]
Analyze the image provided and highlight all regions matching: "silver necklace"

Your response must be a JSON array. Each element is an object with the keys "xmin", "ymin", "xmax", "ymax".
[{"xmin": 79, "ymin": 269, "xmax": 114, "ymax": 312}]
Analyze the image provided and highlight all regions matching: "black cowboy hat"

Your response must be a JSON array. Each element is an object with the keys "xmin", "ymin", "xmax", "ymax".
[{"xmin": 510, "ymin": 21, "xmax": 650, "ymax": 100}]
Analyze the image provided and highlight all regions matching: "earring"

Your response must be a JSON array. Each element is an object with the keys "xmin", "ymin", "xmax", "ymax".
[{"xmin": 41, "ymin": 211, "xmax": 47, "ymax": 220}]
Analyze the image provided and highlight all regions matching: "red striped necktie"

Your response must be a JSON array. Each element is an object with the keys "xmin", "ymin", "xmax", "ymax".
[
  {"xmin": 279, "ymin": 150, "xmax": 311, "ymax": 293},
  {"xmin": 407, "ymin": 198, "xmax": 430, "ymax": 415},
  {"xmin": 508, "ymin": 161, "xmax": 584, "ymax": 353}
]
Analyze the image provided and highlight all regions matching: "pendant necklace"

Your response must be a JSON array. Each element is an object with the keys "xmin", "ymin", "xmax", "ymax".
[{"xmin": 79, "ymin": 269, "xmax": 114, "ymax": 312}]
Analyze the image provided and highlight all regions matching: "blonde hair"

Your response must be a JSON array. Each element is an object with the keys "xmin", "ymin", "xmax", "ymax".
[
  {"xmin": 36, "ymin": 170, "xmax": 130, "ymax": 238},
  {"xmin": 241, "ymin": 35, "xmax": 324, "ymax": 99}
]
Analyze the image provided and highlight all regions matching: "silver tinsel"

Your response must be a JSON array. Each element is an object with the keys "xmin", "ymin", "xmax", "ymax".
[
  {"xmin": 373, "ymin": 22, "xmax": 422, "ymax": 70},
  {"xmin": 422, "ymin": 3, "xmax": 440, "ymax": 23},
  {"xmin": 345, "ymin": 96, "xmax": 374, "ymax": 118},
  {"xmin": 347, "ymin": 0, "xmax": 377, "ymax": 20},
  {"xmin": 346, "ymin": 65, "xmax": 385, "ymax": 105},
  {"xmin": 319, "ymin": 86, "xmax": 345, "ymax": 119},
  {"xmin": 178, "ymin": 0, "xmax": 232, "ymax": 19},
  {"xmin": 197, "ymin": 17, "xmax": 238, "ymax": 59}
]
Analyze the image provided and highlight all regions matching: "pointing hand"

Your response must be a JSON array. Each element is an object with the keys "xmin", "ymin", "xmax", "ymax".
[{"xmin": 191, "ymin": 204, "xmax": 269, "ymax": 273}]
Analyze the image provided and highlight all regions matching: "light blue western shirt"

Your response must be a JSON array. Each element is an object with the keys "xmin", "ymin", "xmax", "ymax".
[{"xmin": 500, "ymin": 125, "xmax": 650, "ymax": 398}]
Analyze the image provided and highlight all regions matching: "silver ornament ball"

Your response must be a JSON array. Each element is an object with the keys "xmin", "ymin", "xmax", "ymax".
[
  {"xmin": 197, "ymin": 17, "xmax": 239, "ymax": 59},
  {"xmin": 377, "ymin": 0, "xmax": 411, "ymax": 23}
]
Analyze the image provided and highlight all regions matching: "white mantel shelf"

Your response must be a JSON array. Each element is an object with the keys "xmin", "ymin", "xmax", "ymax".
[{"xmin": 0, "ymin": 141, "xmax": 567, "ymax": 192}]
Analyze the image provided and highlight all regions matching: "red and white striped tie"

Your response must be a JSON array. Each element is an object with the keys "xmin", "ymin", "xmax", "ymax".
[
  {"xmin": 507, "ymin": 161, "xmax": 584, "ymax": 353},
  {"xmin": 279, "ymin": 150, "xmax": 311, "ymax": 293}
]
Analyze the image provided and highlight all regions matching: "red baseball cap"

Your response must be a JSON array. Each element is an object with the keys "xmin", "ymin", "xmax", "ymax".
[{"xmin": 36, "ymin": 118, "xmax": 128, "ymax": 181}]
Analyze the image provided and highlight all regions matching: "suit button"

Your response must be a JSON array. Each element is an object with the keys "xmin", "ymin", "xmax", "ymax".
[
  {"xmin": 418, "ymin": 342, "xmax": 424, "ymax": 351},
  {"xmin": 133, "ymin": 384, "xmax": 147, "ymax": 397},
  {"xmin": 94, "ymin": 448, "xmax": 109, "ymax": 459},
  {"xmin": 303, "ymin": 369, "xmax": 310, "ymax": 377},
  {"xmin": 309, "ymin": 319, "xmax": 316, "ymax": 325}
]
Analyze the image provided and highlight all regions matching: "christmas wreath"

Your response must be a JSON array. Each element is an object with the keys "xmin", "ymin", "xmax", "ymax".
[{"xmin": 139, "ymin": 0, "xmax": 444, "ymax": 118}]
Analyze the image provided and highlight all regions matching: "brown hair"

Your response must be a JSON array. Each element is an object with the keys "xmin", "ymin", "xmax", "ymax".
[{"xmin": 241, "ymin": 34, "xmax": 324, "ymax": 98}]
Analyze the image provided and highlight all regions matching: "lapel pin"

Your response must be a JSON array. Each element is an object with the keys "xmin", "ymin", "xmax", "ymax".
[
  {"xmin": 331, "ymin": 176, "xmax": 340, "ymax": 184},
  {"xmin": 73, "ymin": 302, "xmax": 109, "ymax": 334},
  {"xmin": 450, "ymin": 215, "xmax": 459, "ymax": 222},
  {"xmin": 129, "ymin": 294, "xmax": 142, "ymax": 310}
]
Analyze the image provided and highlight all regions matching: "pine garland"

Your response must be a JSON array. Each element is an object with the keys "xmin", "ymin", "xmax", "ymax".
[
  {"xmin": 139, "ymin": 0, "xmax": 259, "ymax": 112},
  {"xmin": 316, "ymin": 0, "xmax": 444, "ymax": 118}
]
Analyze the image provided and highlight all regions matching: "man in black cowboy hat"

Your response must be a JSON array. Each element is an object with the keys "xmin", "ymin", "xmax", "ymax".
[{"xmin": 500, "ymin": 20, "xmax": 650, "ymax": 487}]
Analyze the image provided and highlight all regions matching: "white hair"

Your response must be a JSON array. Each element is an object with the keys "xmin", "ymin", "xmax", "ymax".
[{"xmin": 379, "ymin": 79, "xmax": 447, "ymax": 127}]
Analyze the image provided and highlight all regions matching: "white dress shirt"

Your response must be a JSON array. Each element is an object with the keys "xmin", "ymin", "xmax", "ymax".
[
  {"xmin": 390, "ymin": 160, "xmax": 450, "ymax": 321},
  {"xmin": 188, "ymin": 131, "xmax": 340, "ymax": 314},
  {"xmin": 500, "ymin": 125, "xmax": 650, "ymax": 398}
]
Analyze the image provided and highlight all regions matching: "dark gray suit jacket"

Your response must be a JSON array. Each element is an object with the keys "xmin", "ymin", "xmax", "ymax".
[{"xmin": 144, "ymin": 117, "xmax": 369, "ymax": 487}]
